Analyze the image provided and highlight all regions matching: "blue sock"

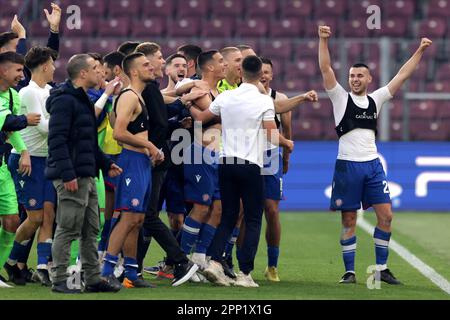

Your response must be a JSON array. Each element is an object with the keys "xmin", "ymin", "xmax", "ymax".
[
  {"xmin": 102, "ymin": 253, "xmax": 119, "ymax": 277},
  {"xmin": 374, "ymin": 227, "xmax": 391, "ymax": 267},
  {"xmin": 124, "ymin": 257, "xmax": 138, "ymax": 281},
  {"xmin": 267, "ymin": 246, "xmax": 280, "ymax": 268},
  {"xmin": 340, "ymin": 236, "xmax": 357, "ymax": 273},
  {"xmin": 180, "ymin": 217, "xmax": 201, "ymax": 255},
  {"xmin": 37, "ymin": 241, "xmax": 52, "ymax": 266},
  {"xmin": 8, "ymin": 240, "xmax": 30, "ymax": 265},
  {"xmin": 195, "ymin": 224, "xmax": 217, "ymax": 254},
  {"xmin": 224, "ymin": 227, "xmax": 240, "ymax": 259},
  {"xmin": 98, "ymin": 219, "xmax": 111, "ymax": 252}
]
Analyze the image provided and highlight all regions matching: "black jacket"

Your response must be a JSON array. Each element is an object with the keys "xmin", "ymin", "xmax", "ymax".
[
  {"xmin": 45, "ymin": 80, "xmax": 113, "ymax": 182},
  {"xmin": 142, "ymin": 80, "xmax": 170, "ymax": 171}
]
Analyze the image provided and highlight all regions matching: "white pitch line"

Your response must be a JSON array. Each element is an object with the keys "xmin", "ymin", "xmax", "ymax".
[{"xmin": 357, "ymin": 216, "xmax": 450, "ymax": 295}]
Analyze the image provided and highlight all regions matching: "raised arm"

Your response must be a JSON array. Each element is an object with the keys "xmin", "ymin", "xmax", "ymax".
[
  {"xmin": 387, "ymin": 38, "xmax": 432, "ymax": 96},
  {"xmin": 318, "ymin": 26, "xmax": 338, "ymax": 90}
]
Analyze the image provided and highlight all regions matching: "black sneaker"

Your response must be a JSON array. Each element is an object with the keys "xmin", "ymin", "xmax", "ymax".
[
  {"xmin": 220, "ymin": 259, "xmax": 237, "ymax": 279},
  {"xmin": 32, "ymin": 269, "xmax": 52, "ymax": 287},
  {"xmin": 123, "ymin": 276, "xmax": 156, "ymax": 288},
  {"xmin": 51, "ymin": 281, "xmax": 82, "ymax": 294},
  {"xmin": 85, "ymin": 275, "xmax": 122, "ymax": 293},
  {"xmin": 21, "ymin": 266, "xmax": 36, "ymax": 283},
  {"xmin": 380, "ymin": 269, "xmax": 402, "ymax": 285},
  {"xmin": 4, "ymin": 263, "xmax": 26, "ymax": 286},
  {"xmin": 339, "ymin": 272, "xmax": 356, "ymax": 284},
  {"xmin": 172, "ymin": 260, "xmax": 199, "ymax": 287}
]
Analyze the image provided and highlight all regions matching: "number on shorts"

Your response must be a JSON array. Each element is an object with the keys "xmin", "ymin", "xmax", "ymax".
[{"xmin": 382, "ymin": 181, "xmax": 390, "ymax": 194}]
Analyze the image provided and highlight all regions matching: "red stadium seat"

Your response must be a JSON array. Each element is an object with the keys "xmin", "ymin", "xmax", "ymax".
[
  {"xmin": 342, "ymin": 19, "xmax": 371, "ymax": 38},
  {"xmin": 235, "ymin": 18, "xmax": 269, "ymax": 37},
  {"xmin": 142, "ymin": 0, "xmax": 174, "ymax": 17},
  {"xmin": 436, "ymin": 102, "xmax": 450, "ymax": 119},
  {"xmin": 177, "ymin": 0, "xmax": 209, "ymax": 18},
  {"xmin": 348, "ymin": 0, "xmax": 382, "ymax": 17},
  {"xmin": 59, "ymin": 39, "xmax": 85, "ymax": 59},
  {"xmin": 276, "ymin": 79, "xmax": 308, "ymax": 93},
  {"xmin": 0, "ymin": 0, "xmax": 29, "ymax": 17},
  {"xmin": 410, "ymin": 120, "xmax": 449, "ymax": 141},
  {"xmin": 304, "ymin": 17, "xmax": 338, "ymax": 37},
  {"xmin": 97, "ymin": 18, "xmax": 131, "ymax": 37},
  {"xmin": 28, "ymin": 20, "xmax": 51, "ymax": 37},
  {"xmin": 322, "ymin": 118, "xmax": 339, "ymax": 140},
  {"xmin": 86, "ymin": 39, "xmax": 120, "ymax": 55},
  {"xmin": 373, "ymin": 18, "xmax": 409, "ymax": 37},
  {"xmin": 108, "ymin": 0, "xmax": 141, "ymax": 17},
  {"xmin": 389, "ymin": 100, "xmax": 404, "ymax": 120},
  {"xmin": 167, "ymin": 18, "xmax": 201, "ymax": 37},
  {"xmin": 292, "ymin": 119, "xmax": 322, "ymax": 140},
  {"xmin": 383, "ymin": 0, "xmax": 415, "ymax": 18},
  {"xmin": 70, "ymin": 0, "xmax": 108, "ymax": 17},
  {"xmin": 202, "ymin": 18, "xmax": 235, "ymax": 38},
  {"xmin": 427, "ymin": 0, "xmax": 450, "ymax": 18},
  {"xmin": 211, "ymin": 0, "xmax": 244, "ymax": 17},
  {"xmin": 131, "ymin": 17, "xmax": 167, "ymax": 37},
  {"xmin": 280, "ymin": 0, "xmax": 313, "ymax": 18},
  {"xmin": 285, "ymin": 59, "xmax": 318, "ymax": 79},
  {"xmin": 194, "ymin": 39, "xmax": 225, "ymax": 51},
  {"xmin": 426, "ymin": 81, "xmax": 450, "ymax": 92},
  {"xmin": 246, "ymin": 0, "xmax": 279, "ymax": 17},
  {"xmin": 269, "ymin": 18, "xmax": 304, "ymax": 38},
  {"xmin": 259, "ymin": 40, "xmax": 292, "ymax": 60},
  {"xmin": 345, "ymin": 42, "xmax": 364, "ymax": 61},
  {"xmin": 410, "ymin": 101, "xmax": 437, "ymax": 120},
  {"xmin": 315, "ymin": 0, "xmax": 347, "ymax": 18},
  {"xmin": 53, "ymin": 58, "xmax": 69, "ymax": 83},
  {"xmin": 301, "ymin": 100, "xmax": 333, "ymax": 119},
  {"xmin": 435, "ymin": 63, "xmax": 450, "ymax": 80},
  {"xmin": 390, "ymin": 120, "xmax": 404, "ymax": 140},
  {"xmin": 417, "ymin": 18, "xmax": 447, "ymax": 38}
]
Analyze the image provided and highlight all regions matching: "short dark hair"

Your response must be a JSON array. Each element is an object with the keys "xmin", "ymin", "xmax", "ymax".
[
  {"xmin": 122, "ymin": 52, "xmax": 145, "ymax": 77},
  {"xmin": 260, "ymin": 57, "xmax": 273, "ymax": 69},
  {"xmin": 88, "ymin": 52, "xmax": 104, "ymax": 64},
  {"xmin": 166, "ymin": 53, "xmax": 187, "ymax": 66},
  {"xmin": 67, "ymin": 54, "xmax": 92, "ymax": 80},
  {"xmin": 236, "ymin": 45, "xmax": 252, "ymax": 52},
  {"xmin": 118, "ymin": 41, "xmax": 140, "ymax": 55},
  {"xmin": 177, "ymin": 44, "xmax": 202, "ymax": 65},
  {"xmin": 135, "ymin": 42, "xmax": 161, "ymax": 57},
  {"xmin": 352, "ymin": 63, "xmax": 370, "ymax": 70},
  {"xmin": 104, "ymin": 51, "xmax": 126, "ymax": 69},
  {"xmin": 0, "ymin": 51, "xmax": 25, "ymax": 66},
  {"xmin": 242, "ymin": 55, "xmax": 262, "ymax": 81},
  {"xmin": 24, "ymin": 46, "xmax": 57, "ymax": 71},
  {"xmin": 197, "ymin": 50, "xmax": 219, "ymax": 71},
  {"xmin": 0, "ymin": 32, "xmax": 19, "ymax": 49}
]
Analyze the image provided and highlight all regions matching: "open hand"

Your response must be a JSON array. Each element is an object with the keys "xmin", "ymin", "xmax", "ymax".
[{"xmin": 44, "ymin": 3, "xmax": 62, "ymax": 33}]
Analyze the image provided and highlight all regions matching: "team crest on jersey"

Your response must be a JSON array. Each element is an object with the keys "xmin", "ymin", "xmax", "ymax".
[
  {"xmin": 195, "ymin": 175, "xmax": 202, "ymax": 183},
  {"xmin": 19, "ymin": 180, "xmax": 25, "ymax": 188},
  {"xmin": 335, "ymin": 199, "xmax": 343, "ymax": 207},
  {"xmin": 28, "ymin": 199, "xmax": 37, "ymax": 207},
  {"xmin": 202, "ymin": 194, "xmax": 210, "ymax": 202},
  {"xmin": 131, "ymin": 198, "xmax": 140, "ymax": 207},
  {"xmin": 125, "ymin": 178, "xmax": 131, "ymax": 186}
]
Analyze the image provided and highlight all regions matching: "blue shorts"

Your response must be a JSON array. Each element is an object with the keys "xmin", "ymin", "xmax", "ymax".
[
  {"xmin": 184, "ymin": 143, "xmax": 220, "ymax": 206},
  {"xmin": 8, "ymin": 154, "xmax": 56, "ymax": 210},
  {"xmin": 114, "ymin": 149, "xmax": 152, "ymax": 214},
  {"xmin": 262, "ymin": 149, "xmax": 283, "ymax": 201},
  {"xmin": 104, "ymin": 154, "xmax": 120, "ymax": 191},
  {"xmin": 330, "ymin": 158, "xmax": 391, "ymax": 211}
]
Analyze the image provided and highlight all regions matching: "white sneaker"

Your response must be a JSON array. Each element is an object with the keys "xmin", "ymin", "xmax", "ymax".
[
  {"xmin": 0, "ymin": 279, "xmax": 12, "ymax": 288},
  {"xmin": 191, "ymin": 253, "xmax": 208, "ymax": 271},
  {"xmin": 234, "ymin": 272, "xmax": 259, "ymax": 288},
  {"xmin": 203, "ymin": 260, "xmax": 232, "ymax": 286}
]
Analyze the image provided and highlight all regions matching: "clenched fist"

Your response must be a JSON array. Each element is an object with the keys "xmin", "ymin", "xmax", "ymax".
[
  {"xmin": 419, "ymin": 38, "xmax": 432, "ymax": 52},
  {"xmin": 303, "ymin": 90, "xmax": 319, "ymax": 102},
  {"xmin": 318, "ymin": 26, "xmax": 332, "ymax": 39}
]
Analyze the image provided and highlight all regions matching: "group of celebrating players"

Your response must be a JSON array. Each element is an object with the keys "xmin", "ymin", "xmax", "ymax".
[{"xmin": 0, "ymin": 3, "xmax": 432, "ymax": 293}]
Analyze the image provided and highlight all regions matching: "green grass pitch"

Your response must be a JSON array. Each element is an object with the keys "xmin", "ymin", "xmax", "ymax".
[{"xmin": 1, "ymin": 212, "xmax": 449, "ymax": 300}]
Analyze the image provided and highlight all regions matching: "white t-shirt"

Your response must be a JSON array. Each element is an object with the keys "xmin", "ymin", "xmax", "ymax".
[
  {"xmin": 326, "ymin": 83, "xmax": 393, "ymax": 162},
  {"xmin": 209, "ymin": 83, "xmax": 275, "ymax": 167},
  {"xmin": 13, "ymin": 81, "xmax": 52, "ymax": 157}
]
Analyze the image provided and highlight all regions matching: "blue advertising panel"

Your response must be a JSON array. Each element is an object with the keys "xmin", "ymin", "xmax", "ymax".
[{"xmin": 280, "ymin": 142, "xmax": 450, "ymax": 211}]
